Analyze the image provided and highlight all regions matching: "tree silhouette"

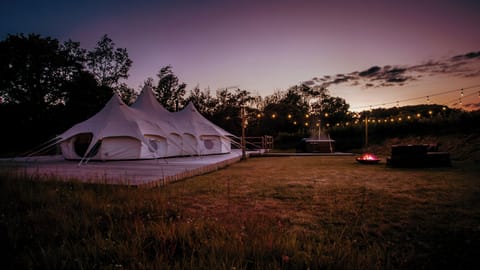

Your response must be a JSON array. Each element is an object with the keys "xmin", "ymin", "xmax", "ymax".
[
  {"xmin": 0, "ymin": 34, "xmax": 91, "ymax": 152},
  {"xmin": 86, "ymin": 34, "xmax": 132, "ymax": 88},
  {"xmin": 0, "ymin": 34, "xmax": 82, "ymax": 108},
  {"xmin": 155, "ymin": 65, "xmax": 186, "ymax": 111},
  {"xmin": 185, "ymin": 85, "xmax": 216, "ymax": 117}
]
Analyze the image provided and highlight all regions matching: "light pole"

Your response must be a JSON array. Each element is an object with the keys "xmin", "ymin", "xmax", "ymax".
[
  {"xmin": 318, "ymin": 119, "xmax": 321, "ymax": 140},
  {"xmin": 310, "ymin": 105, "xmax": 321, "ymax": 140},
  {"xmin": 241, "ymin": 104, "xmax": 247, "ymax": 160},
  {"xmin": 365, "ymin": 114, "xmax": 368, "ymax": 148}
]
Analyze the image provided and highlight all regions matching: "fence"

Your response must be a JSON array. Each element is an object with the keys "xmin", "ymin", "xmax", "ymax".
[{"xmin": 231, "ymin": 135, "xmax": 274, "ymax": 152}]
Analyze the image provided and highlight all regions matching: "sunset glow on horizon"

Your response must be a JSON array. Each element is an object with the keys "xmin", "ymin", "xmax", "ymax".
[{"xmin": 1, "ymin": 0, "xmax": 479, "ymax": 111}]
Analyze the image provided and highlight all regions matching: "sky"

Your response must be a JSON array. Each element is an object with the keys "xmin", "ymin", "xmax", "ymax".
[{"xmin": 1, "ymin": 0, "xmax": 480, "ymax": 111}]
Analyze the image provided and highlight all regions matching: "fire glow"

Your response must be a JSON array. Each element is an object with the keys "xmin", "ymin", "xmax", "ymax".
[{"xmin": 356, "ymin": 153, "xmax": 381, "ymax": 164}]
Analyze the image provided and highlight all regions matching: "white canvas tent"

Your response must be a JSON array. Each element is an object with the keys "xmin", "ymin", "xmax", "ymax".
[
  {"xmin": 130, "ymin": 87, "xmax": 184, "ymax": 156},
  {"xmin": 55, "ymin": 86, "xmax": 234, "ymax": 161},
  {"xmin": 175, "ymin": 102, "xmax": 233, "ymax": 155},
  {"xmin": 57, "ymin": 94, "xmax": 169, "ymax": 161}
]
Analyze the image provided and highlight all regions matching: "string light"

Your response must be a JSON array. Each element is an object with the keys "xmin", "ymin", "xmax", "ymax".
[
  {"xmin": 444, "ymin": 91, "xmax": 479, "ymax": 108},
  {"xmin": 269, "ymin": 89, "xmax": 479, "ymax": 128},
  {"xmin": 317, "ymin": 109, "xmax": 444, "ymax": 127},
  {"xmin": 459, "ymin": 88, "xmax": 464, "ymax": 106},
  {"xmin": 350, "ymin": 84, "xmax": 480, "ymax": 110}
]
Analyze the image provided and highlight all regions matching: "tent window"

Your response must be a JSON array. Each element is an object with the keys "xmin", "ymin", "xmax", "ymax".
[
  {"xmin": 204, "ymin": 139, "xmax": 214, "ymax": 150},
  {"xmin": 149, "ymin": 139, "xmax": 158, "ymax": 151},
  {"xmin": 73, "ymin": 133, "xmax": 93, "ymax": 157}
]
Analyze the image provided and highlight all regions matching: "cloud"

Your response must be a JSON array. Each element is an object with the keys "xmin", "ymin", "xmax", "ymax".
[
  {"xmin": 386, "ymin": 67, "xmax": 407, "ymax": 75},
  {"xmin": 303, "ymin": 80, "xmax": 315, "ymax": 86},
  {"xmin": 333, "ymin": 74, "xmax": 355, "ymax": 84},
  {"xmin": 410, "ymin": 51, "xmax": 480, "ymax": 77},
  {"xmin": 463, "ymin": 102, "xmax": 480, "ymax": 110},
  {"xmin": 409, "ymin": 61, "xmax": 443, "ymax": 74},
  {"xmin": 358, "ymin": 66, "xmax": 381, "ymax": 77},
  {"xmin": 313, "ymin": 65, "xmax": 415, "ymax": 89},
  {"xmin": 464, "ymin": 70, "xmax": 480, "ymax": 78},
  {"xmin": 373, "ymin": 66, "xmax": 413, "ymax": 84},
  {"xmin": 451, "ymin": 51, "xmax": 480, "ymax": 61},
  {"xmin": 308, "ymin": 50, "xmax": 480, "ymax": 89}
]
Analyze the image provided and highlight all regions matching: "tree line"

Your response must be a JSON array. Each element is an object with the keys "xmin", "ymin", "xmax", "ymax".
[
  {"xmin": 2, "ymin": 33, "xmax": 475, "ymax": 155},
  {"xmin": 0, "ymin": 33, "xmax": 353, "ymax": 154}
]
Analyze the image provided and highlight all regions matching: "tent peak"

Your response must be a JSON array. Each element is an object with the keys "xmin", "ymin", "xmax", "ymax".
[
  {"xmin": 183, "ymin": 102, "xmax": 197, "ymax": 112},
  {"xmin": 131, "ymin": 84, "xmax": 170, "ymax": 114},
  {"xmin": 109, "ymin": 92, "xmax": 127, "ymax": 106}
]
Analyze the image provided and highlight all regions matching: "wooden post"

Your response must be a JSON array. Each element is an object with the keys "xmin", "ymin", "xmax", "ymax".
[
  {"xmin": 365, "ymin": 115, "xmax": 368, "ymax": 148},
  {"xmin": 241, "ymin": 105, "xmax": 246, "ymax": 160}
]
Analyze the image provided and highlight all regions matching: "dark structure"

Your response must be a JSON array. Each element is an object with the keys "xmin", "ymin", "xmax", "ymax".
[
  {"xmin": 296, "ymin": 137, "xmax": 335, "ymax": 153},
  {"xmin": 387, "ymin": 144, "xmax": 450, "ymax": 167}
]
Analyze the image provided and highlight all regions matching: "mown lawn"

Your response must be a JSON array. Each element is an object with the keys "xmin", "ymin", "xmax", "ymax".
[{"xmin": 1, "ymin": 156, "xmax": 480, "ymax": 269}]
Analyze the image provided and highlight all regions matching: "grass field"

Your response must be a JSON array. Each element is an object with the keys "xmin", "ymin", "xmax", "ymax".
[{"xmin": 1, "ymin": 156, "xmax": 480, "ymax": 269}]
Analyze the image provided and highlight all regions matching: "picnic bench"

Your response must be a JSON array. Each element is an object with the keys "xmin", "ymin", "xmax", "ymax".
[{"xmin": 386, "ymin": 144, "xmax": 450, "ymax": 167}]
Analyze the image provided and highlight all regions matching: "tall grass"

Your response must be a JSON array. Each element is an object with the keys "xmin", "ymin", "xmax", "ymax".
[{"xmin": 1, "ymin": 157, "xmax": 480, "ymax": 269}]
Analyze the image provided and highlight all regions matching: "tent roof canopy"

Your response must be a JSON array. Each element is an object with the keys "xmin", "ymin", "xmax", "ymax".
[{"xmin": 55, "ymin": 86, "xmax": 235, "ymax": 161}]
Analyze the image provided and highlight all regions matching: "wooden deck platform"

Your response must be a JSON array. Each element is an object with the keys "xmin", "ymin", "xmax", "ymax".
[{"xmin": 1, "ymin": 150, "xmax": 244, "ymax": 188}]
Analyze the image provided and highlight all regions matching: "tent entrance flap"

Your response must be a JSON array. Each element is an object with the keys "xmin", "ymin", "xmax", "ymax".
[
  {"xmin": 73, "ymin": 133, "xmax": 93, "ymax": 157},
  {"xmin": 59, "ymin": 133, "xmax": 101, "ymax": 160}
]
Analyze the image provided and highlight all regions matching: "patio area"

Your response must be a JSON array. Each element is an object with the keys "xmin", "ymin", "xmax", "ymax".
[{"xmin": 1, "ymin": 150, "xmax": 244, "ymax": 187}]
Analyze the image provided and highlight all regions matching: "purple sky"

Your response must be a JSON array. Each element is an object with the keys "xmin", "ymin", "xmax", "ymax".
[{"xmin": 1, "ymin": 0, "xmax": 480, "ymax": 110}]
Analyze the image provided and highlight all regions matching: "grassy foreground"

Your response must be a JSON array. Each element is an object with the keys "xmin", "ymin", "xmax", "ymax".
[{"xmin": 1, "ymin": 156, "xmax": 480, "ymax": 269}]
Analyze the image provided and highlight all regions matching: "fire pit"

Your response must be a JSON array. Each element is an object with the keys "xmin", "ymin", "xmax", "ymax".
[{"xmin": 356, "ymin": 153, "xmax": 381, "ymax": 164}]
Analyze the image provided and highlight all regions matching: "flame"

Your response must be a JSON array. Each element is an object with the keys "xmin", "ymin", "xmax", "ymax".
[{"xmin": 360, "ymin": 153, "xmax": 378, "ymax": 160}]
